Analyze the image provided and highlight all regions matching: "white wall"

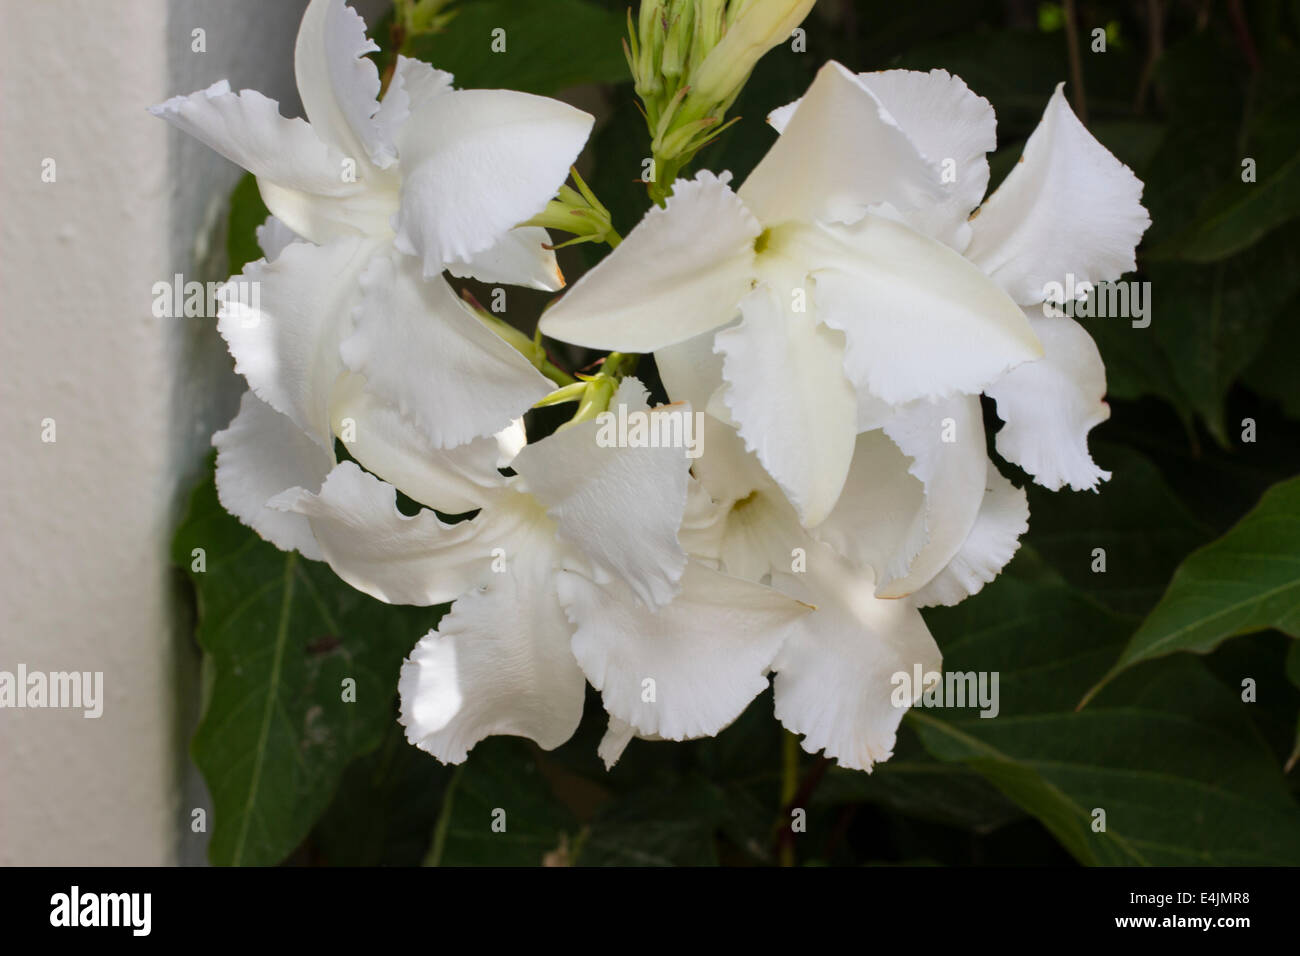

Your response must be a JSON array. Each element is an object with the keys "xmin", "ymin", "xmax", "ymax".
[{"xmin": 0, "ymin": 0, "xmax": 314, "ymax": 865}]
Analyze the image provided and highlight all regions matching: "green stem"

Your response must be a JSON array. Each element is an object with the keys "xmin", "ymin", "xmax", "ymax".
[
  {"xmin": 477, "ymin": 311, "xmax": 575, "ymax": 386},
  {"xmin": 601, "ymin": 351, "xmax": 638, "ymax": 379}
]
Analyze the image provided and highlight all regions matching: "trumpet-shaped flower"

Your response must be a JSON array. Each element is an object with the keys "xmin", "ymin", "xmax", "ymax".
[
  {"xmin": 151, "ymin": 0, "xmax": 592, "ymax": 284},
  {"xmin": 540, "ymin": 62, "xmax": 1149, "ymax": 528},
  {"xmin": 271, "ymin": 380, "xmax": 811, "ymax": 763},
  {"xmin": 591, "ymin": 404, "xmax": 1028, "ymax": 771},
  {"xmin": 155, "ymin": 0, "xmax": 595, "ymax": 558}
]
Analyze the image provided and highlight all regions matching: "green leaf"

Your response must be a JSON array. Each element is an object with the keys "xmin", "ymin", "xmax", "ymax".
[
  {"xmin": 1245, "ymin": 289, "xmax": 1300, "ymax": 421},
  {"xmin": 914, "ymin": 559, "xmax": 1300, "ymax": 865},
  {"xmin": 1288, "ymin": 643, "xmax": 1300, "ymax": 773},
  {"xmin": 311, "ymin": 721, "xmax": 452, "ymax": 866},
  {"xmin": 1162, "ymin": 229, "xmax": 1300, "ymax": 444},
  {"xmin": 1151, "ymin": 145, "xmax": 1300, "ymax": 262},
  {"xmin": 173, "ymin": 461, "xmax": 443, "ymax": 865},
  {"xmin": 1024, "ymin": 444, "xmax": 1214, "ymax": 617},
  {"xmin": 1099, "ymin": 475, "xmax": 1300, "ymax": 679},
  {"xmin": 575, "ymin": 776, "xmax": 729, "ymax": 866},
  {"xmin": 813, "ymin": 726, "xmax": 1024, "ymax": 834},
  {"xmin": 226, "ymin": 173, "xmax": 269, "ymax": 274},
  {"xmin": 425, "ymin": 737, "xmax": 575, "ymax": 866},
  {"xmin": 407, "ymin": 0, "xmax": 628, "ymax": 96},
  {"xmin": 1086, "ymin": 223, "xmax": 1300, "ymax": 444},
  {"xmin": 896, "ymin": 28, "xmax": 1142, "ymax": 135},
  {"xmin": 1205, "ymin": 632, "xmax": 1300, "ymax": 773},
  {"xmin": 1148, "ymin": 49, "xmax": 1300, "ymax": 263},
  {"xmin": 911, "ymin": 695, "xmax": 1300, "ymax": 865},
  {"xmin": 1078, "ymin": 35, "xmax": 1300, "ymax": 437}
]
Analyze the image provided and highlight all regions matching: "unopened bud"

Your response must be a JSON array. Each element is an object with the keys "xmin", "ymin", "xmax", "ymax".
[{"xmin": 690, "ymin": 0, "xmax": 814, "ymax": 105}]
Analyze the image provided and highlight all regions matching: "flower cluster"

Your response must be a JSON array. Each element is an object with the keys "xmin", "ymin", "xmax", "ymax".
[{"xmin": 156, "ymin": 0, "xmax": 1147, "ymax": 772}]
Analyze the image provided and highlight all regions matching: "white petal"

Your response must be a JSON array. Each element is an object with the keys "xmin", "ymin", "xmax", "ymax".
[
  {"xmin": 676, "ymin": 417, "xmax": 810, "ymax": 582},
  {"xmin": 149, "ymin": 80, "xmax": 358, "ymax": 197},
  {"xmin": 399, "ymin": 535, "xmax": 585, "ymax": 763},
  {"xmin": 294, "ymin": 0, "xmax": 393, "ymax": 168},
  {"xmin": 854, "ymin": 69, "xmax": 996, "ymax": 250},
  {"xmin": 274, "ymin": 461, "xmax": 536, "ymax": 605},
  {"xmin": 213, "ymin": 391, "xmax": 334, "ymax": 560},
  {"xmin": 654, "ymin": 325, "xmax": 728, "ymax": 412},
  {"xmin": 813, "ymin": 428, "xmax": 927, "ymax": 587},
  {"xmin": 383, "ymin": 56, "xmax": 454, "ymax": 121},
  {"xmin": 988, "ymin": 310, "xmax": 1112, "ymax": 490},
  {"xmin": 768, "ymin": 68, "xmax": 995, "ymax": 251},
  {"xmin": 330, "ymin": 372, "xmax": 508, "ymax": 514},
  {"xmin": 716, "ymin": 481, "xmax": 807, "ymax": 584},
  {"xmin": 771, "ymin": 548, "xmax": 941, "ymax": 772},
  {"xmin": 218, "ymin": 236, "xmax": 382, "ymax": 449},
  {"xmin": 446, "ymin": 226, "xmax": 565, "ymax": 292},
  {"xmin": 739, "ymin": 61, "xmax": 943, "ymax": 228},
  {"xmin": 813, "ymin": 398, "xmax": 988, "ymax": 598},
  {"xmin": 793, "ymin": 213, "xmax": 1042, "ymax": 405},
  {"xmin": 256, "ymin": 176, "xmax": 398, "ymax": 245},
  {"xmin": 539, "ymin": 171, "xmax": 761, "ymax": 351},
  {"xmin": 394, "ymin": 88, "xmax": 593, "ymax": 274},
  {"xmin": 690, "ymin": 412, "xmax": 775, "ymax": 510},
  {"xmin": 765, "ymin": 100, "xmax": 799, "ymax": 133},
  {"xmin": 495, "ymin": 418, "xmax": 528, "ymax": 469},
  {"xmin": 872, "ymin": 396, "xmax": 989, "ymax": 598},
  {"xmin": 513, "ymin": 379, "xmax": 690, "ymax": 608},
  {"xmin": 715, "ymin": 282, "xmax": 858, "ymax": 528},
  {"xmin": 367, "ymin": 56, "xmax": 454, "ymax": 174},
  {"xmin": 150, "ymin": 80, "xmax": 394, "ymax": 242},
  {"xmin": 913, "ymin": 462, "xmax": 1028, "ymax": 607},
  {"xmin": 340, "ymin": 251, "xmax": 552, "ymax": 448},
  {"xmin": 965, "ymin": 84, "xmax": 1151, "ymax": 305},
  {"xmin": 559, "ymin": 561, "xmax": 810, "ymax": 740},
  {"xmin": 677, "ymin": 474, "xmax": 731, "ymax": 567},
  {"xmin": 255, "ymin": 215, "xmax": 300, "ymax": 262},
  {"xmin": 597, "ymin": 715, "xmax": 638, "ymax": 770}
]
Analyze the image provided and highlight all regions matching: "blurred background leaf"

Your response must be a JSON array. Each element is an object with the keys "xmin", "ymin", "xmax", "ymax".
[
  {"xmin": 173, "ymin": 462, "xmax": 445, "ymax": 866},
  {"xmin": 915, "ymin": 556, "xmax": 1300, "ymax": 865},
  {"xmin": 425, "ymin": 737, "xmax": 576, "ymax": 866},
  {"xmin": 1099, "ymin": 475, "xmax": 1300, "ymax": 677},
  {"xmin": 406, "ymin": 0, "xmax": 629, "ymax": 95}
]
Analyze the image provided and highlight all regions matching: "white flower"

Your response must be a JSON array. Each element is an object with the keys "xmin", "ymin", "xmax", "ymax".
[
  {"xmin": 151, "ymin": 0, "xmax": 592, "ymax": 284},
  {"xmin": 154, "ymin": 0, "xmax": 595, "ymax": 558},
  {"xmin": 587, "ymin": 404, "xmax": 1025, "ymax": 772},
  {"xmin": 271, "ymin": 380, "xmax": 811, "ymax": 764},
  {"xmin": 540, "ymin": 63, "xmax": 1150, "ymax": 527},
  {"xmin": 579, "ymin": 65, "xmax": 1152, "ymax": 770}
]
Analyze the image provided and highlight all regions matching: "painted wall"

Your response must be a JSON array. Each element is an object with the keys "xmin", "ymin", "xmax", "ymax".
[{"xmin": 0, "ymin": 0, "xmax": 314, "ymax": 865}]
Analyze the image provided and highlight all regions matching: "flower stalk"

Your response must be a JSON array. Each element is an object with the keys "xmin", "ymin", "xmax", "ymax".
[
  {"xmin": 541, "ymin": 352, "xmax": 640, "ymax": 429},
  {"xmin": 464, "ymin": 293, "xmax": 577, "ymax": 387}
]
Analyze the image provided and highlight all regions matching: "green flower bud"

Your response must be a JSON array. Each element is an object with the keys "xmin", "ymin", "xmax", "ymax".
[
  {"xmin": 627, "ymin": 0, "xmax": 816, "ymax": 203},
  {"xmin": 688, "ymin": 0, "xmax": 815, "ymax": 107}
]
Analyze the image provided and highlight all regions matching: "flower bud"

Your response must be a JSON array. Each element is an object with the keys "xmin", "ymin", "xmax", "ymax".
[
  {"xmin": 627, "ymin": 0, "xmax": 816, "ymax": 202},
  {"xmin": 689, "ymin": 0, "xmax": 815, "ymax": 106}
]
